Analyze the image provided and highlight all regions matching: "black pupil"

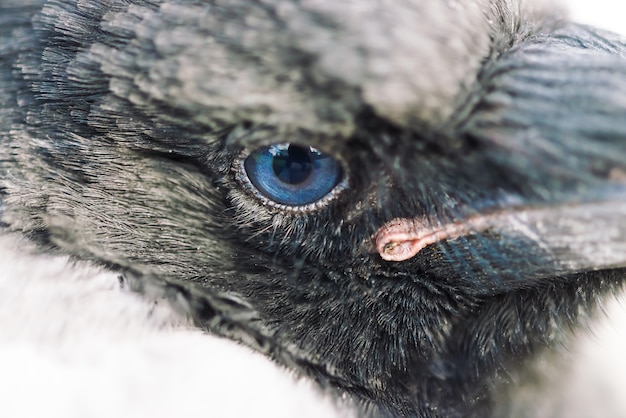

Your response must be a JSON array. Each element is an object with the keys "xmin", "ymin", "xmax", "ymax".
[{"xmin": 272, "ymin": 145, "xmax": 313, "ymax": 184}]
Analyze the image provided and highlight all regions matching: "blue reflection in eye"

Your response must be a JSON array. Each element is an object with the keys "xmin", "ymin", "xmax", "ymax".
[{"xmin": 244, "ymin": 144, "xmax": 343, "ymax": 207}]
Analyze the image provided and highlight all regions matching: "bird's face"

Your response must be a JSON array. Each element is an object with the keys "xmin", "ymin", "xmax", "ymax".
[{"xmin": 2, "ymin": 0, "xmax": 626, "ymax": 416}]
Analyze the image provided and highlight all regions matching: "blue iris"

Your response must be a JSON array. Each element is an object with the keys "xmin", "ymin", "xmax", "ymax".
[{"xmin": 244, "ymin": 143, "xmax": 343, "ymax": 207}]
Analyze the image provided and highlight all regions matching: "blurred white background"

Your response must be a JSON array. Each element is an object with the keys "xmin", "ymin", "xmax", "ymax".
[{"xmin": 567, "ymin": 0, "xmax": 625, "ymax": 35}]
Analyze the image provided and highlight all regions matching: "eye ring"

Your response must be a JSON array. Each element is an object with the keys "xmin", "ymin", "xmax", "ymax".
[{"xmin": 235, "ymin": 143, "xmax": 348, "ymax": 212}]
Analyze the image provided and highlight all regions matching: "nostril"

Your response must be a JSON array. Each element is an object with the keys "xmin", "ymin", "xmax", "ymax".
[
  {"xmin": 380, "ymin": 240, "xmax": 418, "ymax": 261},
  {"xmin": 373, "ymin": 217, "xmax": 476, "ymax": 262}
]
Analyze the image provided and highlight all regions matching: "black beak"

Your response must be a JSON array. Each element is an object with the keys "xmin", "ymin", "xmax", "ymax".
[{"xmin": 374, "ymin": 185, "xmax": 626, "ymax": 289}]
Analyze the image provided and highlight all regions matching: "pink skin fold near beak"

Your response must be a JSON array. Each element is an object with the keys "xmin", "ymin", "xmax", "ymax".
[{"xmin": 373, "ymin": 216, "xmax": 495, "ymax": 262}]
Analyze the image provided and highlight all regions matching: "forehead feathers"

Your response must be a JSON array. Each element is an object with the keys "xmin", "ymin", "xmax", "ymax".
[{"xmin": 84, "ymin": 0, "xmax": 554, "ymax": 137}]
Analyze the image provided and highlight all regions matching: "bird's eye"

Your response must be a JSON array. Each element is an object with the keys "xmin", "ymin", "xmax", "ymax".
[{"xmin": 241, "ymin": 143, "xmax": 345, "ymax": 208}]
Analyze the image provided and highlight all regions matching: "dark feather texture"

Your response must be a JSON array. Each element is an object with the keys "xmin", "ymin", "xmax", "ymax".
[{"xmin": 1, "ymin": 1, "xmax": 625, "ymax": 416}]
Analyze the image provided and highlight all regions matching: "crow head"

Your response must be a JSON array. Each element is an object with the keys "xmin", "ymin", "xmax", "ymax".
[{"xmin": 1, "ymin": 0, "xmax": 625, "ymax": 416}]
